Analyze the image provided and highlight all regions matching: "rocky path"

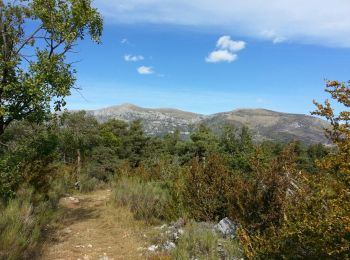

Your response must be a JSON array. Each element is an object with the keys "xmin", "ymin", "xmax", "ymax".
[{"xmin": 40, "ymin": 190, "xmax": 145, "ymax": 260}]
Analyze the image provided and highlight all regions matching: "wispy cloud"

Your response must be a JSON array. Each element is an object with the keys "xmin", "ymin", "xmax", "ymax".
[
  {"xmin": 121, "ymin": 38, "xmax": 129, "ymax": 44},
  {"xmin": 124, "ymin": 54, "xmax": 144, "ymax": 62},
  {"xmin": 97, "ymin": 0, "xmax": 350, "ymax": 47},
  {"xmin": 206, "ymin": 36, "xmax": 245, "ymax": 63},
  {"xmin": 137, "ymin": 66, "xmax": 154, "ymax": 75},
  {"xmin": 261, "ymin": 30, "xmax": 286, "ymax": 44}
]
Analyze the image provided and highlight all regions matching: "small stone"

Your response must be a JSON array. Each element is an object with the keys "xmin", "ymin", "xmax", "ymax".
[
  {"xmin": 163, "ymin": 241, "xmax": 176, "ymax": 251},
  {"xmin": 69, "ymin": 196, "xmax": 80, "ymax": 204},
  {"xmin": 155, "ymin": 224, "xmax": 167, "ymax": 230},
  {"xmin": 148, "ymin": 245, "xmax": 158, "ymax": 252},
  {"xmin": 87, "ymin": 244, "xmax": 93, "ymax": 248},
  {"xmin": 214, "ymin": 217, "xmax": 237, "ymax": 239}
]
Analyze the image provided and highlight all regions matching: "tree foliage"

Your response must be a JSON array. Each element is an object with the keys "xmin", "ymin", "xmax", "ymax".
[
  {"xmin": 313, "ymin": 80, "xmax": 350, "ymax": 184},
  {"xmin": 0, "ymin": 0, "xmax": 103, "ymax": 135}
]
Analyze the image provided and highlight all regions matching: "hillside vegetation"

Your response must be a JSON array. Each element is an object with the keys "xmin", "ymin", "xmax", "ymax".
[
  {"xmin": 0, "ymin": 0, "xmax": 349, "ymax": 258},
  {"xmin": 88, "ymin": 104, "xmax": 329, "ymax": 144},
  {"xmin": 1, "ymin": 80, "xmax": 350, "ymax": 258}
]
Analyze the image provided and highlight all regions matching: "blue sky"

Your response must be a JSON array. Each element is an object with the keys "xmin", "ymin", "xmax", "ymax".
[{"xmin": 66, "ymin": 0, "xmax": 350, "ymax": 115}]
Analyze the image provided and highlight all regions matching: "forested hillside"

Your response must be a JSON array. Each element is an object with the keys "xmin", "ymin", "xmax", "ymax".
[{"xmin": 87, "ymin": 104, "xmax": 329, "ymax": 144}]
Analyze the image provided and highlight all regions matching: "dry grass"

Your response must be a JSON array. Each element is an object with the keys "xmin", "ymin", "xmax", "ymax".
[
  {"xmin": 0, "ymin": 187, "xmax": 60, "ymax": 260},
  {"xmin": 112, "ymin": 177, "xmax": 173, "ymax": 224},
  {"xmin": 40, "ymin": 190, "xmax": 148, "ymax": 260}
]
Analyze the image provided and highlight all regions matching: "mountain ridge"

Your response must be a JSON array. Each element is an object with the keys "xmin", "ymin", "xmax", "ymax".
[{"xmin": 85, "ymin": 103, "xmax": 329, "ymax": 144}]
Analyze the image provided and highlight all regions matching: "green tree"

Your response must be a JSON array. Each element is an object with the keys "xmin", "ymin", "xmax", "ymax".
[
  {"xmin": 0, "ymin": 121, "xmax": 59, "ymax": 201},
  {"xmin": 220, "ymin": 125, "xmax": 254, "ymax": 172},
  {"xmin": 99, "ymin": 119, "xmax": 128, "ymax": 156},
  {"xmin": 0, "ymin": 0, "xmax": 103, "ymax": 135},
  {"xmin": 190, "ymin": 124, "xmax": 219, "ymax": 159},
  {"xmin": 58, "ymin": 111, "xmax": 99, "ymax": 168},
  {"xmin": 124, "ymin": 120, "xmax": 149, "ymax": 166},
  {"xmin": 162, "ymin": 129, "xmax": 182, "ymax": 156}
]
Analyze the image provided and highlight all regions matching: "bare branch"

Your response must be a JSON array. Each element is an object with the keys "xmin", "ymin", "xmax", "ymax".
[
  {"xmin": 0, "ymin": 140, "xmax": 9, "ymax": 147},
  {"xmin": 16, "ymin": 25, "xmax": 43, "ymax": 55}
]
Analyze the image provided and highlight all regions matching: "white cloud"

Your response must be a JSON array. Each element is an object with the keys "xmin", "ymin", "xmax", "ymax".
[
  {"xmin": 96, "ymin": 0, "xmax": 350, "ymax": 47},
  {"xmin": 273, "ymin": 37, "xmax": 286, "ymax": 44},
  {"xmin": 206, "ymin": 35, "xmax": 245, "ymax": 63},
  {"xmin": 124, "ymin": 54, "xmax": 144, "ymax": 62},
  {"xmin": 217, "ymin": 36, "xmax": 245, "ymax": 52},
  {"xmin": 137, "ymin": 66, "xmax": 154, "ymax": 75},
  {"xmin": 206, "ymin": 50, "xmax": 237, "ymax": 63}
]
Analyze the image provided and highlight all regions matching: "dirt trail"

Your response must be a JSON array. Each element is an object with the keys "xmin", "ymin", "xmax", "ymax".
[{"xmin": 40, "ymin": 190, "xmax": 145, "ymax": 260}]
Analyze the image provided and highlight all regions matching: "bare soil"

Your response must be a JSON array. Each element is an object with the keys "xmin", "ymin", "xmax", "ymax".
[{"xmin": 40, "ymin": 190, "xmax": 146, "ymax": 260}]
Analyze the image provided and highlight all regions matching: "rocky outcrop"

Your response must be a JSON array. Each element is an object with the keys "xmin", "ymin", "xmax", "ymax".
[{"xmin": 147, "ymin": 217, "xmax": 241, "ymax": 259}]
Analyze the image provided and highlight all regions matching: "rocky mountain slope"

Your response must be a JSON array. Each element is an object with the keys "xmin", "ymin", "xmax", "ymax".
[{"xmin": 87, "ymin": 104, "xmax": 329, "ymax": 144}]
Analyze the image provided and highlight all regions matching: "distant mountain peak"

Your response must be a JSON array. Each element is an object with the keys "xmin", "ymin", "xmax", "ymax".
[
  {"xmin": 229, "ymin": 108, "xmax": 284, "ymax": 115},
  {"xmin": 118, "ymin": 103, "xmax": 140, "ymax": 108},
  {"xmin": 85, "ymin": 104, "xmax": 329, "ymax": 144}
]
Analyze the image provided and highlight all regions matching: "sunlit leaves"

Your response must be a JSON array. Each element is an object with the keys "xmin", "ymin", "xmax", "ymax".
[{"xmin": 0, "ymin": 0, "xmax": 103, "ymax": 134}]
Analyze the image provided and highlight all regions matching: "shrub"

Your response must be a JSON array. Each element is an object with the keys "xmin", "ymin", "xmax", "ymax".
[
  {"xmin": 0, "ymin": 123, "xmax": 59, "ymax": 202},
  {"xmin": 226, "ymin": 145, "xmax": 297, "ymax": 233},
  {"xmin": 83, "ymin": 146, "xmax": 120, "ymax": 182},
  {"xmin": 181, "ymin": 155, "xmax": 232, "ymax": 221},
  {"xmin": 0, "ymin": 188, "xmax": 58, "ymax": 259},
  {"xmin": 238, "ymin": 172, "xmax": 350, "ymax": 259},
  {"xmin": 113, "ymin": 177, "xmax": 173, "ymax": 223},
  {"xmin": 78, "ymin": 174, "xmax": 105, "ymax": 193},
  {"xmin": 236, "ymin": 80, "xmax": 350, "ymax": 259}
]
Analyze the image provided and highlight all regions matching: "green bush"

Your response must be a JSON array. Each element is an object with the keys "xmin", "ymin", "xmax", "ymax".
[
  {"xmin": 78, "ymin": 174, "xmax": 105, "ymax": 193},
  {"xmin": 0, "ymin": 188, "xmax": 58, "ymax": 259},
  {"xmin": 0, "ymin": 123, "xmax": 59, "ymax": 202},
  {"xmin": 181, "ymin": 155, "xmax": 232, "ymax": 221},
  {"xmin": 113, "ymin": 177, "xmax": 173, "ymax": 223},
  {"xmin": 0, "ymin": 155, "xmax": 21, "ymax": 201}
]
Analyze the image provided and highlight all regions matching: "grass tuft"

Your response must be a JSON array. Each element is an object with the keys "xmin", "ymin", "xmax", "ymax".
[{"xmin": 113, "ymin": 177, "xmax": 173, "ymax": 224}]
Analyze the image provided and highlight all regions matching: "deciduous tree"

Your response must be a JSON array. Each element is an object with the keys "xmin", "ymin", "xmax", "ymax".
[{"xmin": 0, "ymin": 0, "xmax": 103, "ymax": 135}]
